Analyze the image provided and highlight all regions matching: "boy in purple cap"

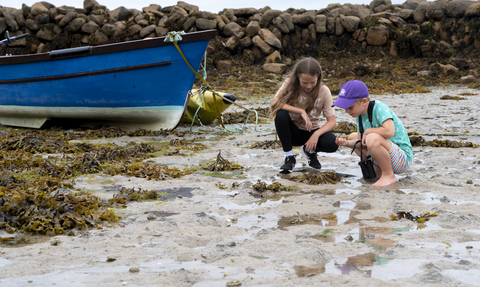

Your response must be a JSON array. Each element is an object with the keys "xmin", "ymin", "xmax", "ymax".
[{"xmin": 332, "ymin": 80, "xmax": 412, "ymax": 187}]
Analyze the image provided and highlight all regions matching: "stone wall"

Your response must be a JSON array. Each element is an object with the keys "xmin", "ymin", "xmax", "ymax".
[{"xmin": 1, "ymin": 0, "xmax": 480, "ymax": 67}]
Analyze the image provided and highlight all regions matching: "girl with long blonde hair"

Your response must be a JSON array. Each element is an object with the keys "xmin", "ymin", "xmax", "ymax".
[{"xmin": 270, "ymin": 57, "xmax": 338, "ymax": 173}]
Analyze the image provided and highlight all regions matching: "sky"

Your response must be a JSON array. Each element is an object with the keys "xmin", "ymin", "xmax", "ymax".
[{"xmin": 5, "ymin": 0, "xmax": 406, "ymax": 14}]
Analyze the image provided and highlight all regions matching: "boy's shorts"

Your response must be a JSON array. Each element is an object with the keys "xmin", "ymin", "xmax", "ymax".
[{"xmin": 374, "ymin": 141, "xmax": 411, "ymax": 174}]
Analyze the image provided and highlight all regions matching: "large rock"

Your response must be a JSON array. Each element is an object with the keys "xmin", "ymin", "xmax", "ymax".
[
  {"xmin": 291, "ymin": 11, "xmax": 315, "ymax": 26},
  {"xmin": 3, "ymin": 10, "xmax": 19, "ymax": 31},
  {"xmin": 223, "ymin": 22, "xmax": 242, "ymax": 37},
  {"xmin": 366, "ymin": 25, "xmax": 389, "ymax": 46},
  {"xmin": 59, "ymin": 11, "xmax": 77, "ymax": 27},
  {"xmin": 252, "ymin": 35, "xmax": 274, "ymax": 54},
  {"xmin": 246, "ymin": 21, "xmax": 260, "ymax": 36},
  {"xmin": 260, "ymin": 10, "xmax": 281, "ymax": 27},
  {"xmin": 370, "ymin": 0, "xmax": 392, "ymax": 11},
  {"xmin": 81, "ymin": 20, "xmax": 98, "ymax": 34},
  {"xmin": 233, "ymin": 8, "xmax": 257, "ymax": 17},
  {"xmin": 340, "ymin": 15, "xmax": 360, "ymax": 32},
  {"xmin": 465, "ymin": 3, "xmax": 480, "ymax": 17},
  {"xmin": 140, "ymin": 25, "xmax": 156, "ymax": 38},
  {"xmin": 68, "ymin": 17, "xmax": 86, "ymax": 32},
  {"xmin": 335, "ymin": 18, "xmax": 344, "ymax": 36},
  {"xmin": 31, "ymin": 2, "xmax": 49, "ymax": 16},
  {"xmin": 446, "ymin": 0, "xmax": 473, "ymax": 18},
  {"xmin": 177, "ymin": 1, "xmax": 199, "ymax": 13},
  {"xmin": 13, "ymin": 9, "xmax": 25, "ymax": 27},
  {"xmin": 196, "ymin": 18, "xmax": 216, "ymax": 30},
  {"xmin": 265, "ymin": 50, "xmax": 281, "ymax": 63},
  {"xmin": 263, "ymin": 63, "xmax": 286, "ymax": 74},
  {"xmin": 259, "ymin": 28, "xmax": 282, "ymax": 49},
  {"xmin": 170, "ymin": 5, "xmax": 188, "ymax": 17},
  {"xmin": 25, "ymin": 19, "xmax": 39, "ymax": 31},
  {"xmin": 84, "ymin": 0, "xmax": 100, "ymax": 12},
  {"xmin": 280, "ymin": 13, "xmax": 294, "ymax": 32},
  {"xmin": 272, "ymin": 17, "xmax": 289, "ymax": 34},
  {"xmin": 315, "ymin": 15, "xmax": 327, "ymax": 33},
  {"xmin": 426, "ymin": 1, "xmax": 446, "ymax": 20},
  {"xmin": 0, "ymin": 18, "xmax": 7, "ymax": 36},
  {"xmin": 94, "ymin": 29, "xmax": 108, "ymax": 45},
  {"xmin": 36, "ymin": 27, "xmax": 55, "ymax": 41},
  {"xmin": 404, "ymin": 0, "xmax": 425, "ymax": 10},
  {"xmin": 126, "ymin": 24, "xmax": 142, "ymax": 36}
]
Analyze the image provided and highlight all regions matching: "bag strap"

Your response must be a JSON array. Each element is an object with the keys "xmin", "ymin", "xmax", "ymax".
[{"xmin": 351, "ymin": 100, "xmax": 375, "ymax": 160}]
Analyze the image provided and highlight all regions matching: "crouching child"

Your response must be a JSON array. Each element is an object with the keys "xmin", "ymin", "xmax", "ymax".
[{"xmin": 332, "ymin": 80, "xmax": 413, "ymax": 187}]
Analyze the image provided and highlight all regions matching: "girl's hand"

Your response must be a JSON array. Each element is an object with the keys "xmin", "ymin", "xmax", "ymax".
[
  {"xmin": 335, "ymin": 137, "xmax": 348, "ymax": 147},
  {"xmin": 305, "ymin": 136, "xmax": 318, "ymax": 153},
  {"xmin": 301, "ymin": 111, "xmax": 312, "ymax": 132}
]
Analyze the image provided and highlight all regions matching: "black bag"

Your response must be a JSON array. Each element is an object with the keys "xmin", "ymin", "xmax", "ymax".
[{"xmin": 352, "ymin": 101, "xmax": 377, "ymax": 180}]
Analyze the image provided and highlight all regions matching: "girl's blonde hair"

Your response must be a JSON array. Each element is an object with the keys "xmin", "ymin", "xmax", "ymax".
[{"xmin": 269, "ymin": 57, "xmax": 323, "ymax": 121}]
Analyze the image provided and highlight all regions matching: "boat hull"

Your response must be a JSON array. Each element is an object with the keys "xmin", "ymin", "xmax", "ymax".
[{"xmin": 0, "ymin": 30, "xmax": 217, "ymax": 130}]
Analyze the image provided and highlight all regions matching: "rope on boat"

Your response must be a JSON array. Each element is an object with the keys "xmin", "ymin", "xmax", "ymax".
[{"xmin": 166, "ymin": 31, "xmax": 273, "ymax": 134}]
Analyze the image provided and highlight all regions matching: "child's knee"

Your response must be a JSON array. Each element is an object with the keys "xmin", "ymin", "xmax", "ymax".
[
  {"xmin": 365, "ymin": 133, "xmax": 384, "ymax": 146},
  {"xmin": 347, "ymin": 132, "xmax": 360, "ymax": 140}
]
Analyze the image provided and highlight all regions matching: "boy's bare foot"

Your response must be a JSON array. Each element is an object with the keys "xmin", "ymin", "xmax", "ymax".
[{"xmin": 372, "ymin": 175, "xmax": 397, "ymax": 187}]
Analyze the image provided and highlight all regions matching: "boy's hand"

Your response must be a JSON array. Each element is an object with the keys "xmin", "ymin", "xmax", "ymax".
[{"xmin": 335, "ymin": 137, "xmax": 349, "ymax": 146}]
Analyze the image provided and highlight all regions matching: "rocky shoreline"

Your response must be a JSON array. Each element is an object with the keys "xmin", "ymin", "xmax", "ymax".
[{"xmin": 1, "ymin": 1, "xmax": 480, "ymax": 75}]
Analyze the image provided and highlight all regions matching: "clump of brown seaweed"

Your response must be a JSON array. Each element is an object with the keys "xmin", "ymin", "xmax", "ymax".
[
  {"xmin": 333, "ymin": 121, "xmax": 357, "ymax": 134},
  {"xmin": 440, "ymin": 95, "xmax": 466, "ymax": 100},
  {"xmin": 252, "ymin": 180, "xmax": 294, "ymax": 192},
  {"xmin": 250, "ymin": 139, "xmax": 282, "ymax": 149},
  {"xmin": 220, "ymin": 107, "xmax": 270, "ymax": 124},
  {"xmin": 408, "ymin": 132, "xmax": 479, "ymax": 148},
  {"xmin": 0, "ymin": 126, "xmax": 198, "ymax": 237},
  {"xmin": 390, "ymin": 211, "xmax": 438, "ymax": 223},
  {"xmin": 203, "ymin": 151, "xmax": 244, "ymax": 171},
  {"xmin": 289, "ymin": 172, "xmax": 343, "ymax": 185}
]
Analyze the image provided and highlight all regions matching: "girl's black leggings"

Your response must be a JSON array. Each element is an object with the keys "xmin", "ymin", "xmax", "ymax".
[{"xmin": 275, "ymin": 109, "xmax": 338, "ymax": 153}]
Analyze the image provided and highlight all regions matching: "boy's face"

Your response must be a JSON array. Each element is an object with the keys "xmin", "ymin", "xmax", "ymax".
[{"xmin": 345, "ymin": 98, "xmax": 367, "ymax": 118}]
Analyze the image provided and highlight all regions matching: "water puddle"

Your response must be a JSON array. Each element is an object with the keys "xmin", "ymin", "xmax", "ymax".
[
  {"xmin": 233, "ymin": 214, "xmax": 278, "ymax": 231},
  {"xmin": 443, "ymin": 269, "xmax": 480, "ymax": 286},
  {"xmin": 204, "ymin": 170, "xmax": 246, "ymax": 180},
  {"xmin": 146, "ymin": 211, "xmax": 180, "ymax": 217},
  {"xmin": 157, "ymin": 187, "xmax": 195, "ymax": 200},
  {"xmin": 277, "ymin": 211, "xmax": 392, "ymax": 230},
  {"xmin": 335, "ymin": 188, "xmax": 361, "ymax": 195},
  {"xmin": 295, "ymin": 254, "xmax": 429, "ymax": 280},
  {"xmin": 219, "ymin": 198, "xmax": 283, "ymax": 211},
  {"xmin": 0, "ymin": 257, "xmax": 12, "ymax": 267},
  {"xmin": 359, "ymin": 227, "xmax": 397, "ymax": 251},
  {"xmin": 332, "ymin": 201, "xmax": 357, "ymax": 209},
  {"xmin": 420, "ymin": 192, "xmax": 480, "ymax": 205}
]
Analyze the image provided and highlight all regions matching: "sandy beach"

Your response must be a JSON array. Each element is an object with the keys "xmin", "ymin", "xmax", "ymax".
[{"xmin": 1, "ymin": 84, "xmax": 480, "ymax": 286}]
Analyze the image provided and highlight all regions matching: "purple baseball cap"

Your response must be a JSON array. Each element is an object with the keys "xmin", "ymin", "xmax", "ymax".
[{"xmin": 332, "ymin": 80, "xmax": 369, "ymax": 109}]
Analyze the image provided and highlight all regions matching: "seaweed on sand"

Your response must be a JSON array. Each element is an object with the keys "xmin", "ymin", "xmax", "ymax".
[
  {"xmin": 203, "ymin": 151, "xmax": 244, "ymax": 171},
  {"xmin": 289, "ymin": 172, "xmax": 343, "ymax": 185}
]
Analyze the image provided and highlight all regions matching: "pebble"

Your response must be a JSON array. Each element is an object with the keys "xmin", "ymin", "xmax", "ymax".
[
  {"xmin": 226, "ymin": 280, "xmax": 241, "ymax": 286},
  {"xmin": 147, "ymin": 214, "xmax": 157, "ymax": 220},
  {"xmin": 129, "ymin": 267, "xmax": 140, "ymax": 273},
  {"xmin": 28, "ymin": 280, "xmax": 33, "ymax": 283},
  {"xmin": 466, "ymin": 246, "xmax": 473, "ymax": 249},
  {"xmin": 226, "ymin": 241, "xmax": 236, "ymax": 247},
  {"xmin": 467, "ymin": 180, "xmax": 473, "ymax": 184}
]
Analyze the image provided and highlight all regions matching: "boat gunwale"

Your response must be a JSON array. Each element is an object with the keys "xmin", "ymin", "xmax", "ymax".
[{"xmin": 0, "ymin": 29, "xmax": 217, "ymax": 66}]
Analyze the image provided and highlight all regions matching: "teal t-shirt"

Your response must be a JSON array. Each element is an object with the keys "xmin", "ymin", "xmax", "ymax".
[{"xmin": 355, "ymin": 100, "xmax": 413, "ymax": 161}]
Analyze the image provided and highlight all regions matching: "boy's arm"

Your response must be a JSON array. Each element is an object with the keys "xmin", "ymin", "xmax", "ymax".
[{"xmin": 364, "ymin": 118, "xmax": 395, "ymax": 139}]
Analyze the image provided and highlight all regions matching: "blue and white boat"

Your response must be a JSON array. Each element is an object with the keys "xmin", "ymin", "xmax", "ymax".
[{"xmin": 0, "ymin": 30, "xmax": 216, "ymax": 130}]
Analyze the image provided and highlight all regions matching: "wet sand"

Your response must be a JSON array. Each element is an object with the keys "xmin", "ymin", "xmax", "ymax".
[{"xmin": 1, "ymin": 85, "xmax": 480, "ymax": 286}]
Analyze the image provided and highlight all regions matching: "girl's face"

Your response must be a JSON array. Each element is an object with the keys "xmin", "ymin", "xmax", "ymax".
[
  {"xmin": 345, "ymin": 99, "xmax": 368, "ymax": 118},
  {"xmin": 298, "ymin": 73, "xmax": 318, "ymax": 93}
]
